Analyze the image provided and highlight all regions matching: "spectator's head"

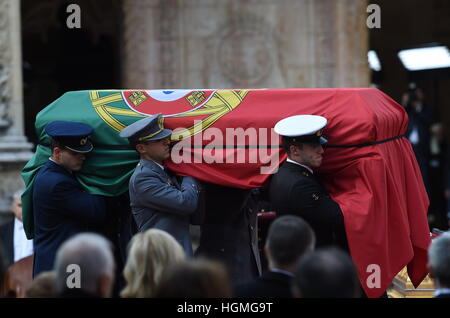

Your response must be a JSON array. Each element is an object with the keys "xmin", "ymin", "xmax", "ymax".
[
  {"xmin": 293, "ymin": 247, "xmax": 360, "ymax": 298},
  {"xmin": 54, "ymin": 233, "xmax": 115, "ymax": 298},
  {"xmin": 154, "ymin": 258, "xmax": 232, "ymax": 298},
  {"xmin": 264, "ymin": 215, "xmax": 315, "ymax": 272},
  {"xmin": 428, "ymin": 232, "xmax": 450, "ymax": 289},
  {"xmin": 121, "ymin": 229, "xmax": 185, "ymax": 298},
  {"xmin": 11, "ymin": 189, "xmax": 24, "ymax": 222},
  {"xmin": 25, "ymin": 271, "xmax": 57, "ymax": 298}
]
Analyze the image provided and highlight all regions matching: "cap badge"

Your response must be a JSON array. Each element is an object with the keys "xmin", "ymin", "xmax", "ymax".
[
  {"xmin": 80, "ymin": 137, "xmax": 87, "ymax": 146},
  {"xmin": 158, "ymin": 116, "xmax": 164, "ymax": 130}
]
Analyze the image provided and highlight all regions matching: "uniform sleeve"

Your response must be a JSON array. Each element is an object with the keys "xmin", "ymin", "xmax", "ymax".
[
  {"xmin": 289, "ymin": 180, "xmax": 349, "ymax": 250},
  {"xmin": 288, "ymin": 181, "xmax": 342, "ymax": 227},
  {"xmin": 133, "ymin": 171, "xmax": 200, "ymax": 216},
  {"xmin": 52, "ymin": 180, "xmax": 106, "ymax": 224}
]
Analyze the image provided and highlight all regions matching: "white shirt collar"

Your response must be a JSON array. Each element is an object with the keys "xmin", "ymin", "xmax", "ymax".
[
  {"xmin": 142, "ymin": 159, "xmax": 165, "ymax": 172},
  {"xmin": 151, "ymin": 160, "xmax": 165, "ymax": 171},
  {"xmin": 286, "ymin": 158, "xmax": 314, "ymax": 174},
  {"xmin": 13, "ymin": 218, "xmax": 34, "ymax": 262}
]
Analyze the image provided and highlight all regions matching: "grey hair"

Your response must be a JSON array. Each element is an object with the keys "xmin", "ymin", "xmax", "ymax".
[
  {"xmin": 54, "ymin": 233, "xmax": 115, "ymax": 295},
  {"xmin": 12, "ymin": 189, "xmax": 24, "ymax": 201},
  {"xmin": 428, "ymin": 232, "xmax": 450, "ymax": 287}
]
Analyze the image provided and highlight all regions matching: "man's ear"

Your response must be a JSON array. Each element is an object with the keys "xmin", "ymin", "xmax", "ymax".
[
  {"xmin": 52, "ymin": 146, "xmax": 62, "ymax": 158},
  {"xmin": 135, "ymin": 143, "xmax": 145, "ymax": 154},
  {"xmin": 289, "ymin": 145, "xmax": 298, "ymax": 156}
]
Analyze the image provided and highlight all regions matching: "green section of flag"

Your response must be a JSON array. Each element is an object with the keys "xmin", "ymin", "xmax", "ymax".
[{"xmin": 21, "ymin": 90, "xmax": 141, "ymax": 239}]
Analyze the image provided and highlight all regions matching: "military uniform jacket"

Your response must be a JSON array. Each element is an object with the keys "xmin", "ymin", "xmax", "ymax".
[
  {"xmin": 129, "ymin": 159, "xmax": 201, "ymax": 257},
  {"xmin": 32, "ymin": 160, "xmax": 106, "ymax": 276},
  {"xmin": 269, "ymin": 161, "xmax": 348, "ymax": 249}
]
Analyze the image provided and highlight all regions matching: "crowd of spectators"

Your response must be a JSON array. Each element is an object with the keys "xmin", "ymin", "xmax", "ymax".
[{"xmin": 1, "ymin": 205, "xmax": 450, "ymax": 299}]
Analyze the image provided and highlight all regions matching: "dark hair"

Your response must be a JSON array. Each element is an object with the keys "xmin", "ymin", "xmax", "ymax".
[
  {"xmin": 50, "ymin": 138, "xmax": 64, "ymax": 153},
  {"xmin": 128, "ymin": 138, "xmax": 141, "ymax": 150},
  {"xmin": 154, "ymin": 258, "xmax": 232, "ymax": 298},
  {"xmin": 265, "ymin": 215, "xmax": 315, "ymax": 266},
  {"xmin": 281, "ymin": 136, "xmax": 303, "ymax": 155},
  {"xmin": 293, "ymin": 247, "xmax": 360, "ymax": 298},
  {"xmin": 129, "ymin": 138, "xmax": 152, "ymax": 153}
]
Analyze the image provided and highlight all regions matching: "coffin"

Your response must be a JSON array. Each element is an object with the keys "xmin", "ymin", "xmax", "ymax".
[{"xmin": 21, "ymin": 88, "xmax": 430, "ymax": 298}]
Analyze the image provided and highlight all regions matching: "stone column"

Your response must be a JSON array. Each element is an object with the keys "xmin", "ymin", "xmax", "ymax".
[
  {"xmin": 0, "ymin": 0, "xmax": 34, "ymax": 215},
  {"xmin": 121, "ymin": 0, "xmax": 370, "ymax": 89}
]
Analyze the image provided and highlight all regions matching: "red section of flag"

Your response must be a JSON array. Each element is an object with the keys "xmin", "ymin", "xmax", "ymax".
[{"xmin": 161, "ymin": 88, "xmax": 430, "ymax": 298}]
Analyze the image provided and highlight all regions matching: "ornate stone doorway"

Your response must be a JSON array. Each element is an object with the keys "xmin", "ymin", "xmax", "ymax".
[{"xmin": 21, "ymin": 0, "xmax": 122, "ymax": 145}]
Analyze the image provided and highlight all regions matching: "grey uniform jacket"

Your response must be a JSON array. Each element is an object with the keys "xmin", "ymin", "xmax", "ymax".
[{"xmin": 129, "ymin": 159, "xmax": 201, "ymax": 256}]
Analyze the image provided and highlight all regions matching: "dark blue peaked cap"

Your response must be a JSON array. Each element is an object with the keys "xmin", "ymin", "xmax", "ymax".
[{"xmin": 45, "ymin": 121, "xmax": 94, "ymax": 153}]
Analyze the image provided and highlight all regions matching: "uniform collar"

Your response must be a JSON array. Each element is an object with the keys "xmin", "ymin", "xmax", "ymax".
[
  {"xmin": 286, "ymin": 158, "xmax": 314, "ymax": 174},
  {"xmin": 140, "ymin": 158, "xmax": 165, "ymax": 172},
  {"xmin": 270, "ymin": 268, "xmax": 294, "ymax": 277}
]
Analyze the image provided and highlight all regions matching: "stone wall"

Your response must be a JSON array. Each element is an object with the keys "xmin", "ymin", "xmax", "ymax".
[
  {"xmin": 121, "ymin": 0, "xmax": 370, "ymax": 89},
  {"xmin": 0, "ymin": 0, "xmax": 371, "ymax": 215}
]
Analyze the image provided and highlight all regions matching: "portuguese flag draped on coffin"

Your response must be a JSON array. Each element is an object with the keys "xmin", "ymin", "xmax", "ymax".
[{"xmin": 22, "ymin": 88, "xmax": 430, "ymax": 298}]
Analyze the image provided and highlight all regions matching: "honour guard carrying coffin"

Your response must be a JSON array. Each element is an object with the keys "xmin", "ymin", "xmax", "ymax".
[
  {"xmin": 33, "ymin": 121, "xmax": 106, "ymax": 276},
  {"xmin": 269, "ymin": 115, "xmax": 349, "ymax": 251},
  {"xmin": 120, "ymin": 114, "xmax": 203, "ymax": 257}
]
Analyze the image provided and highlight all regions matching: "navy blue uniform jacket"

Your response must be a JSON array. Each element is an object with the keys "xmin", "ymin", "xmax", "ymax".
[
  {"xmin": 32, "ymin": 160, "xmax": 106, "ymax": 276},
  {"xmin": 269, "ymin": 161, "xmax": 348, "ymax": 250}
]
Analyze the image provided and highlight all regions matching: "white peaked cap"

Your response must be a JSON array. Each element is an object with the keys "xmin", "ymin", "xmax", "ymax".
[{"xmin": 274, "ymin": 115, "xmax": 327, "ymax": 136}]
